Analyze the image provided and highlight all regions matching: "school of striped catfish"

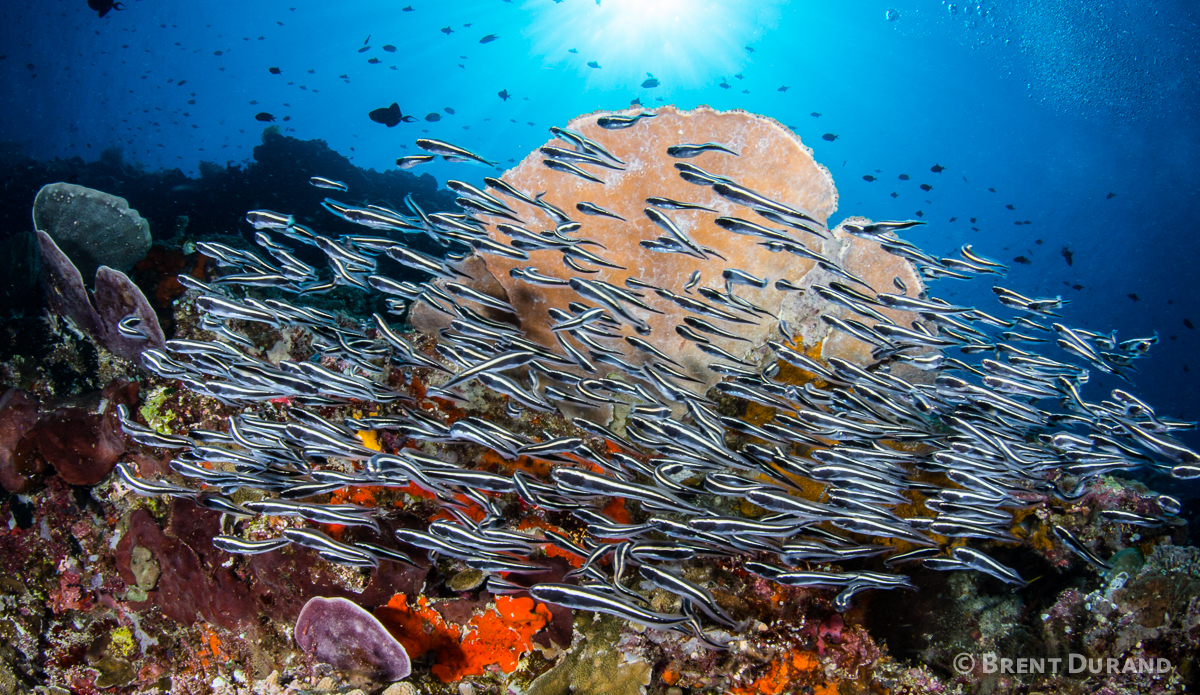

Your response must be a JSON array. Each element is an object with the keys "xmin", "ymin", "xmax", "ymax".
[{"xmin": 113, "ymin": 108, "xmax": 1195, "ymax": 650}]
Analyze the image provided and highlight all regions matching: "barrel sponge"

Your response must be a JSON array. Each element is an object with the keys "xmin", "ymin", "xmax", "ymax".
[{"xmin": 33, "ymin": 182, "xmax": 151, "ymax": 280}]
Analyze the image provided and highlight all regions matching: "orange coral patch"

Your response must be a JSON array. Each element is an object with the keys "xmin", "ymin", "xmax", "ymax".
[
  {"xmin": 376, "ymin": 593, "xmax": 551, "ymax": 683},
  {"xmin": 730, "ymin": 650, "xmax": 821, "ymax": 695},
  {"xmin": 602, "ymin": 496, "xmax": 631, "ymax": 525}
]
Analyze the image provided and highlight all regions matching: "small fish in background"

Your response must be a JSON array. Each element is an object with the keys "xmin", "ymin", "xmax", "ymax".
[
  {"xmin": 1006, "ymin": 204, "xmax": 1015, "ymax": 210},
  {"xmin": 1129, "ymin": 293, "xmax": 1140, "ymax": 301},
  {"xmin": 899, "ymin": 174, "xmax": 909, "ymax": 180},
  {"xmin": 425, "ymin": 113, "xmax": 441, "ymax": 122},
  {"xmin": 358, "ymin": 46, "xmax": 370, "ymax": 53},
  {"xmin": 863, "ymin": 175, "xmax": 876, "ymax": 182},
  {"xmin": 1061, "ymin": 246, "xmax": 1074, "ymax": 266},
  {"xmin": 396, "ymin": 155, "xmax": 434, "ymax": 169},
  {"xmin": 811, "ymin": 112, "xmax": 821, "ymax": 117},
  {"xmin": 920, "ymin": 183, "xmax": 932, "ymax": 191},
  {"xmin": 255, "ymin": 112, "xmax": 276, "ymax": 122},
  {"xmin": 931, "ymin": 163, "xmax": 944, "ymax": 172},
  {"xmin": 822, "ymin": 133, "xmax": 838, "ymax": 141},
  {"xmin": 587, "ymin": 61, "xmax": 601, "ymax": 68},
  {"xmin": 268, "ymin": 67, "xmax": 281, "ymax": 74},
  {"xmin": 778, "ymin": 85, "xmax": 788, "ymax": 92},
  {"xmin": 642, "ymin": 73, "xmax": 659, "ymax": 88},
  {"xmin": 88, "ymin": 0, "xmax": 124, "ymax": 18},
  {"xmin": 444, "ymin": 107, "xmax": 456, "ymax": 114},
  {"xmin": 1107, "ymin": 192, "xmax": 1118, "ymax": 199},
  {"xmin": 498, "ymin": 90, "xmax": 510, "ymax": 101},
  {"xmin": 1014, "ymin": 256, "xmax": 1032, "ymax": 265},
  {"xmin": 719, "ymin": 78, "xmax": 731, "ymax": 89},
  {"xmin": 402, "ymin": 4, "xmax": 413, "ymax": 9},
  {"xmin": 1185, "ymin": 318, "xmax": 1194, "ymax": 329},
  {"xmin": 479, "ymin": 34, "xmax": 498, "ymax": 43},
  {"xmin": 989, "ymin": 187, "xmax": 996, "ymax": 192},
  {"xmin": 383, "ymin": 45, "xmax": 397, "ymax": 52},
  {"xmin": 309, "ymin": 177, "xmax": 348, "ymax": 192},
  {"xmin": 891, "ymin": 192, "xmax": 898, "ymax": 198},
  {"xmin": 369, "ymin": 102, "xmax": 415, "ymax": 127},
  {"xmin": 568, "ymin": 48, "xmax": 578, "ymax": 53},
  {"xmin": 367, "ymin": 57, "xmax": 381, "ymax": 64},
  {"xmin": 441, "ymin": 26, "xmax": 453, "ymax": 34}
]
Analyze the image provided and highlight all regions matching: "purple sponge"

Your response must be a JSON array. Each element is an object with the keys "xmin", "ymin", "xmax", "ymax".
[{"xmin": 294, "ymin": 596, "xmax": 411, "ymax": 682}]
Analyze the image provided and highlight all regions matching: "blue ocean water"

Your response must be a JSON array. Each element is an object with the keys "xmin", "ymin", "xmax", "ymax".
[{"xmin": 0, "ymin": 0, "xmax": 1197, "ymax": 429}]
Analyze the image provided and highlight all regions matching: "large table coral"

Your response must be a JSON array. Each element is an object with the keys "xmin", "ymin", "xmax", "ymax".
[{"xmin": 414, "ymin": 105, "xmax": 925, "ymax": 390}]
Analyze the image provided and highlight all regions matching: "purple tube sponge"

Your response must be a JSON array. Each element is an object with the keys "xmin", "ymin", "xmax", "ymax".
[{"xmin": 295, "ymin": 596, "xmax": 411, "ymax": 682}]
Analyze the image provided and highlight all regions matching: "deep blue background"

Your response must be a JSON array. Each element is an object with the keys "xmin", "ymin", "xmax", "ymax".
[{"xmin": 1, "ymin": 0, "xmax": 1197, "ymax": 426}]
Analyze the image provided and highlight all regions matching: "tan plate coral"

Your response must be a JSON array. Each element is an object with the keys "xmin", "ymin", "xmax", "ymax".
[{"xmin": 413, "ymin": 105, "xmax": 926, "ymax": 394}]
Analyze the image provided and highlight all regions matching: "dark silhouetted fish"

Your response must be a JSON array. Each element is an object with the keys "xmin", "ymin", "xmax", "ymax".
[
  {"xmin": 1061, "ymin": 246, "xmax": 1074, "ymax": 266},
  {"xmin": 499, "ymin": 90, "xmax": 510, "ymax": 101},
  {"xmin": 1107, "ymin": 192, "xmax": 1117, "ymax": 199},
  {"xmin": 588, "ymin": 61, "xmax": 601, "ymax": 68},
  {"xmin": 920, "ymin": 183, "xmax": 932, "ymax": 191},
  {"xmin": 778, "ymin": 85, "xmax": 788, "ymax": 92},
  {"xmin": 88, "ymin": 0, "xmax": 124, "ymax": 17},
  {"xmin": 384, "ymin": 45, "xmax": 396, "ymax": 52},
  {"xmin": 255, "ymin": 112, "xmax": 275, "ymax": 122},
  {"xmin": 367, "ymin": 57, "xmax": 381, "ymax": 64},
  {"xmin": 1129, "ymin": 293, "xmax": 1140, "ymax": 301},
  {"xmin": 863, "ymin": 175, "xmax": 876, "ymax": 182},
  {"xmin": 822, "ymin": 133, "xmax": 837, "ymax": 141},
  {"xmin": 269, "ymin": 67, "xmax": 281, "ymax": 74},
  {"xmin": 931, "ymin": 164, "xmax": 944, "ymax": 172},
  {"xmin": 899, "ymin": 174, "xmax": 909, "ymax": 180},
  {"xmin": 642, "ymin": 73, "xmax": 659, "ymax": 88},
  {"xmin": 441, "ymin": 26, "xmax": 453, "ymax": 34},
  {"xmin": 426, "ymin": 113, "xmax": 441, "ymax": 122},
  {"xmin": 811, "ymin": 112, "xmax": 821, "ymax": 117},
  {"xmin": 480, "ymin": 34, "xmax": 499, "ymax": 43},
  {"xmin": 369, "ymin": 103, "xmax": 414, "ymax": 127}
]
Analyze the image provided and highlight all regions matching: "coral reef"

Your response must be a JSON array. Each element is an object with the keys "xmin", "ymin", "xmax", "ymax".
[
  {"xmin": 0, "ymin": 108, "xmax": 1196, "ymax": 695},
  {"xmin": 0, "ymin": 379, "xmax": 137, "ymax": 492}
]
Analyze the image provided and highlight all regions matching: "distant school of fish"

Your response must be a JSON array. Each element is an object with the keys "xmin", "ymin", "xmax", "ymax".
[{"xmin": 116, "ymin": 112, "xmax": 1194, "ymax": 650}]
